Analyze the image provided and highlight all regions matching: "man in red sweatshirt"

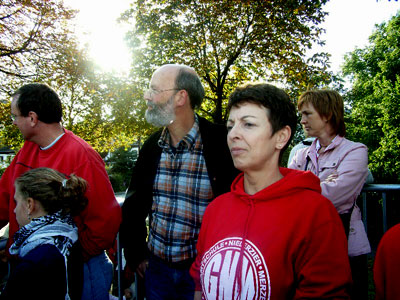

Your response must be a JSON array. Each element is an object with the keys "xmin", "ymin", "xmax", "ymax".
[{"xmin": 0, "ymin": 83, "xmax": 121, "ymax": 299}]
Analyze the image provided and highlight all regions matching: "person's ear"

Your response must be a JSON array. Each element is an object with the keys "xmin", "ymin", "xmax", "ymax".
[
  {"xmin": 276, "ymin": 125, "xmax": 291, "ymax": 150},
  {"xmin": 175, "ymin": 90, "xmax": 189, "ymax": 107},
  {"xmin": 28, "ymin": 111, "xmax": 39, "ymax": 127},
  {"xmin": 26, "ymin": 197, "xmax": 35, "ymax": 214}
]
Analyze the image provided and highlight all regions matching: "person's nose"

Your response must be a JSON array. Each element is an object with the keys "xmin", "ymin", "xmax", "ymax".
[
  {"xmin": 144, "ymin": 89, "xmax": 152, "ymax": 101},
  {"xmin": 227, "ymin": 124, "xmax": 240, "ymax": 141},
  {"xmin": 300, "ymin": 115, "xmax": 306, "ymax": 124}
]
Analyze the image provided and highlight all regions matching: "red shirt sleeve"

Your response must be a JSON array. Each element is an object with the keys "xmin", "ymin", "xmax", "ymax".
[{"xmin": 73, "ymin": 161, "xmax": 122, "ymax": 260}]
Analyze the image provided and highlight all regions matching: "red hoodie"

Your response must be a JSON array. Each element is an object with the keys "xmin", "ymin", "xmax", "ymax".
[
  {"xmin": 190, "ymin": 168, "xmax": 351, "ymax": 299},
  {"xmin": 374, "ymin": 223, "xmax": 400, "ymax": 300}
]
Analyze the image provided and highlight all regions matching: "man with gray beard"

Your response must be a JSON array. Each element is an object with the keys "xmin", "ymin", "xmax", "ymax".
[
  {"xmin": 145, "ymin": 91, "xmax": 175, "ymax": 127},
  {"xmin": 120, "ymin": 64, "xmax": 238, "ymax": 300}
]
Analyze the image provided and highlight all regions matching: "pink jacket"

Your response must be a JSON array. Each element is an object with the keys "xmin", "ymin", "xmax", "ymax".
[{"xmin": 289, "ymin": 136, "xmax": 371, "ymax": 256}]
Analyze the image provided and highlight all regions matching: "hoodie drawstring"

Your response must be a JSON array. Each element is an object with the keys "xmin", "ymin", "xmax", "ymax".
[{"xmin": 235, "ymin": 198, "xmax": 255, "ymax": 300}]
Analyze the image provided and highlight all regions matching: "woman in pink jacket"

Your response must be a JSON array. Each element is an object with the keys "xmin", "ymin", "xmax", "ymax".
[{"xmin": 288, "ymin": 89, "xmax": 371, "ymax": 300}]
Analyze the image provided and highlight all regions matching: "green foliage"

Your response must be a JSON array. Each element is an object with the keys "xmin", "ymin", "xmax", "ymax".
[
  {"xmin": 0, "ymin": 0, "xmax": 338, "ymax": 159},
  {"xmin": 98, "ymin": 74, "xmax": 154, "ymax": 149},
  {"xmin": 121, "ymin": 0, "xmax": 334, "ymax": 124},
  {"xmin": 50, "ymin": 48, "xmax": 133, "ymax": 152},
  {"xmin": 0, "ymin": 153, "xmax": 13, "ymax": 177},
  {"xmin": 343, "ymin": 12, "xmax": 400, "ymax": 183},
  {"xmin": 0, "ymin": 46, "xmax": 148, "ymax": 153},
  {"xmin": 105, "ymin": 146, "xmax": 138, "ymax": 192},
  {"xmin": 0, "ymin": 102, "xmax": 24, "ymax": 150},
  {"xmin": 0, "ymin": 1, "xmax": 154, "ymax": 153},
  {"xmin": 369, "ymin": 76, "xmax": 400, "ymax": 182}
]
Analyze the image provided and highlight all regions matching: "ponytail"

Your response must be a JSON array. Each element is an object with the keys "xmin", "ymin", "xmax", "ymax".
[
  {"xmin": 58, "ymin": 174, "xmax": 88, "ymax": 216},
  {"xmin": 15, "ymin": 168, "xmax": 88, "ymax": 216}
]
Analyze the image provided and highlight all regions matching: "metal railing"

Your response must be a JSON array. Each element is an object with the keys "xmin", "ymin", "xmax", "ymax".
[
  {"xmin": 115, "ymin": 193, "xmax": 125, "ymax": 300},
  {"xmin": 2, "ymin": 187, "xmax": 400, "ymax": 299},
  {"xmin": 361, "ymin": 184, "xmax": 400, "ymax": 235}
]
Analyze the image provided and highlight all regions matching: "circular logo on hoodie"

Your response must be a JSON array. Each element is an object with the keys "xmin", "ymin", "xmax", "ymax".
[{"xmin": 200, "ymin": 237, "xmax": 270, "ymax": 300}]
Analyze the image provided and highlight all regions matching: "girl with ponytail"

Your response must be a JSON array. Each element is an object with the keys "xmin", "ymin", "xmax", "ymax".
[{"xmin": 1, "ymin": 168, "xmax": 88, "ymax": 300}]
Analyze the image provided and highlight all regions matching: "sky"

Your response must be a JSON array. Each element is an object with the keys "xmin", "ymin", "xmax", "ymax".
[
  {"xmin": 63, "ymin": 0, "xmax": 132, "ymax": 73},
  {"xmin": 63, "ymin": 0, "xmax": 400, "ymax": 75},
  {"xmin": 318, "ymin": 0, "xmax": 400, "ymax": 73}
]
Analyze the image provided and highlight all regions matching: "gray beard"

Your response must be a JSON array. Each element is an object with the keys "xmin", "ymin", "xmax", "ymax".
[{"xmin": 145, "ymin": 96, "xmax": 176, "ymax": 127}]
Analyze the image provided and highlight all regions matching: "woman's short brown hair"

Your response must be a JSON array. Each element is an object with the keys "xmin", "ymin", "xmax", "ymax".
[
  {"xmin": 228, "ymin": 83, "xmax": 297, "ymax": 163},
  {"xmin": 298, "ymin": 89, "xmax": 346, "ymax": 136}
]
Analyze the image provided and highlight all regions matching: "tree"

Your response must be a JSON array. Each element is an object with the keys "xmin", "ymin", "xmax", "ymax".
[
  {"xmin": 0, "ymin": 101, "xmax": 24, "ymax": 150},
  {"xmin": 0, "ymin": 4, "xmax": 149, "ymax": 153},
  {"xmin": 0, "ymin": 43, "xmax": 149, "ymax": 153},
  {"xmin": 40, "ymin": 38, "xmax": 122, "ymax": 152},
  {"xmin": 0, "ymin": 0, "xmax": 150, "ymax": 156},
  {"xmin": 121, "ymin": 0, "xmax": 333, "ymax": 124},
  {"xmin": 342, "ymin": 12, "xmax": 400, "ymax": 183},
  {"xmin": 105, "ymin": 146, "xmax": 138, "ymax": 192},
  {"xmin": 0, "ymin": 0, "xmax": 76, "ymax": 81},
  {"xmin": 99, "ymin": 73, "xmax": 154, "ymax": 150}
]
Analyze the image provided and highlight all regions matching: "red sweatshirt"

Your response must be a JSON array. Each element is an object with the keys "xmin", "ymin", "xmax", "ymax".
[
  {"xmin": 374, "ymin": 223, "xmax": 400, "ymax": 300},
  {"xmin": 190, "ymin": 168, "xmax": 352, "ymax": 299},
  {"xmin": 0, "ymin": 130, "xmax": 121, "ymax": 260}
]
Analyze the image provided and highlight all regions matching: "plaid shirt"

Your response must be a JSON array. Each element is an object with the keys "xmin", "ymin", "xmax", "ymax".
[{"xmin": 148, "ymin": 115, "xmax": 213, "ymax": 262}]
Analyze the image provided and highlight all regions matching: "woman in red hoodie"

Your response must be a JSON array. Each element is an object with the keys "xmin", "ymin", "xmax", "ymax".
[{"xmin": 190, "ymin": 83, "xmax": 352, "ymax": 300}]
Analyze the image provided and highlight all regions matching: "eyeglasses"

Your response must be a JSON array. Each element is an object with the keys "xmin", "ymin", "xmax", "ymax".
[{"xmin": 146, "ymin": 88, "xmax": 180, "ymax": 97}]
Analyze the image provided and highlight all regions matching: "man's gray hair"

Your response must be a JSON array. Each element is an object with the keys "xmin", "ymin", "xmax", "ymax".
[{"xmin": 175, "ymin": 67, "xmax": 205, "ymax": 109}]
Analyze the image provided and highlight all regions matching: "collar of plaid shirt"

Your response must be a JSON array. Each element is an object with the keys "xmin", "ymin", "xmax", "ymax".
[{"xmin": 158, "ymin": 114, "xmax": 199, "ymax": 152}]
